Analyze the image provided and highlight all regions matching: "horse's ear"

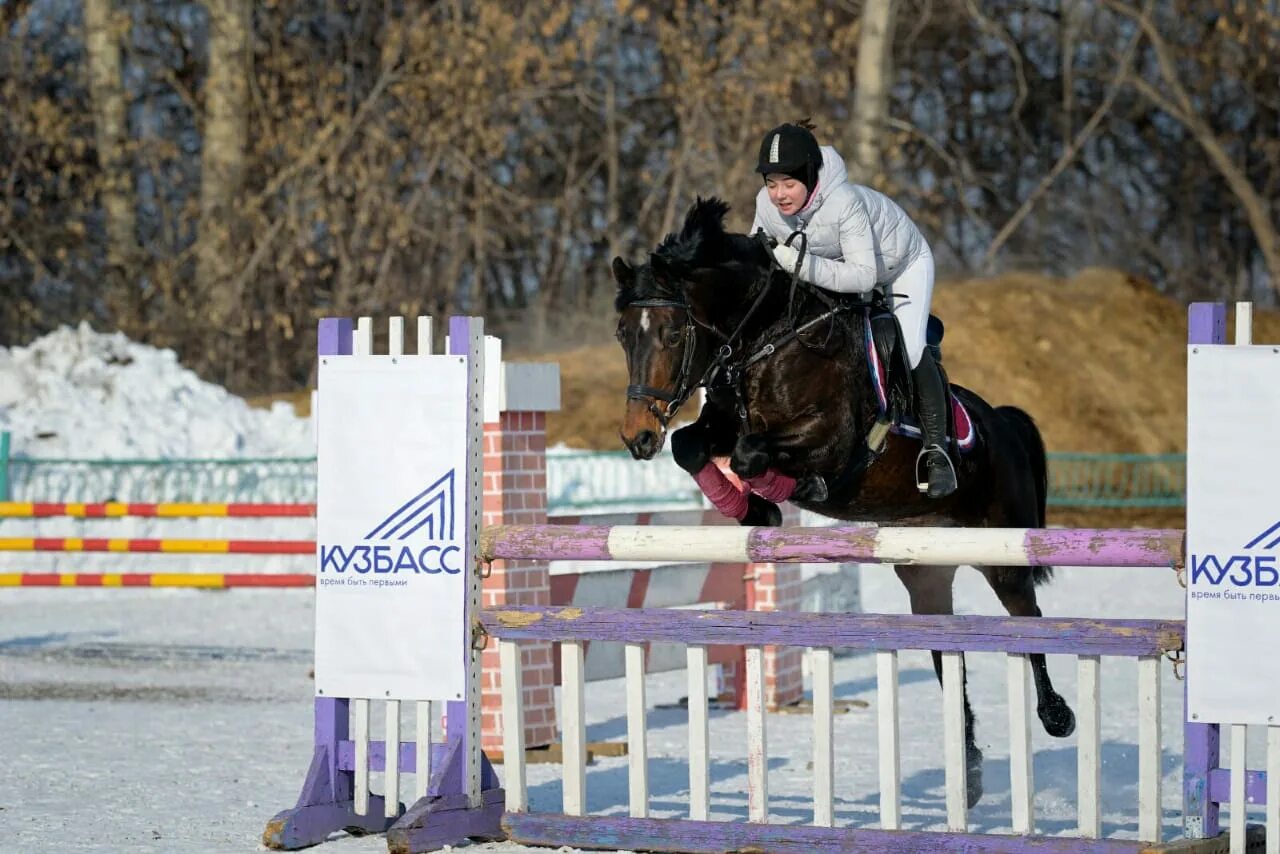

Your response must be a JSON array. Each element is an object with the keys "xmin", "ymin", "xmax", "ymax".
[{"xmin": 612, "ymin": 256, "xmax": 635, "ymax": 288}]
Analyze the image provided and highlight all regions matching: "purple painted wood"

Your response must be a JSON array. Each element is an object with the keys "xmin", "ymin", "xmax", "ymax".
[
  {"xmin": 482, "ymin": 524, "xmax": 1183, "ymax": 567},
  {"xmin": 502, "ymin": 813, "xmax": 1159, "ymax": 852},
  {"xmin": 317, "ymin": 317, "xmax": 353, "ymax": 356},
  {"xmin": 1209, "ymin": 767, "xmax": 1267, "ymax": 806},
  {"xmin": 481, "ymin": 606, "xmax": 1184, "ymax": 656},
  {"xmin": 386, "ymin": 788, "xmax": 505, "ymax": 854},
  {"xmin": 481, "ymin": 524, "xmax": 613, "ymax": 562},
  {"xmin": 1184, "ymin": 302, "xmax": 1225, "ymax": 840}
]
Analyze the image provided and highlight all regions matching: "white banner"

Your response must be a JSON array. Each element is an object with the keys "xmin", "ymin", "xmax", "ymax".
[
  {"xmin": 314, "ymin": 355, "xmax": 470, "ymax": 702},
  {"xmin": 1187, "ymin": 345, "xmax": 1280, "ymax": 725}
]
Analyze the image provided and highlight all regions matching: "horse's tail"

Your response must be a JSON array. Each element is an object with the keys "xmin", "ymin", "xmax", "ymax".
[{"xmin": 996, "ymin": 405, "xmax": 1052, "ymax": 585}]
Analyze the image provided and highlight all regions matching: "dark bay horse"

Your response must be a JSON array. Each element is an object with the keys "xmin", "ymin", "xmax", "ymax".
[{"xmin": 611, "ymin": 197, "xmax": 1075, "ymax": 805}]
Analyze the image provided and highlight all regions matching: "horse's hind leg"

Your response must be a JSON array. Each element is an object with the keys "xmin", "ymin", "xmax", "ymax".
[
  {"xmin": 894, "ymin": 564, "xmax": 985, "ymax": 807},
  {"xmin": 979, "ymin": 566, "xmax": 1076, "ymax": 738}
]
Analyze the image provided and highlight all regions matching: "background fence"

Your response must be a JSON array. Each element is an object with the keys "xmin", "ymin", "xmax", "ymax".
[{"xmin": 0, "ymin": 434, "xmax": 1186, "ymax": 511}]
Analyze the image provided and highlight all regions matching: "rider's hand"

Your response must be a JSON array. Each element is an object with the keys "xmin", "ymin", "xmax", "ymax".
[{"xmin": 772, "ymin": 243, "xmax": 801, "ymax": 272}]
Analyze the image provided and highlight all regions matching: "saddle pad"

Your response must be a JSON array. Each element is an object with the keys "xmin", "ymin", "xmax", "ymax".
[{"xmin": 865, "ymin": 316, "xmax": 976, "ymax": 453}]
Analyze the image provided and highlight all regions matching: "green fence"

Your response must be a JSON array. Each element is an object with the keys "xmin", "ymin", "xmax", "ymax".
[{"xmin": 0, "ymin": 436, "xmax": 1187, "ymax": 511}]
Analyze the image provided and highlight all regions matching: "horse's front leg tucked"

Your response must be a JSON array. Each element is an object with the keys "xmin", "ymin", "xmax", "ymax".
[
  {"xmin": 671, "ymin": 412, "xmax": 780, "ymax": 526},
  {"xmin": 731, "ymin": 433, "xmax": 829, "ymax": 504}
]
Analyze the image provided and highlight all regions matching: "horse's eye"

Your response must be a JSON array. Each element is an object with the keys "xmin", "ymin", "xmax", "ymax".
[
  {"xmin": 662, "ymin": 328, "xmax": 683, "ymax": 347},
  {"xmin": 615, "ymin": 322, "xmax": 625, "ymax": 342}
]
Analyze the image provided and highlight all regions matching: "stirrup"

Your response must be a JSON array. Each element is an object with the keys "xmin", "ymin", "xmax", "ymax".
[{"xmin": 915, "ymin": 443, "xmax": 957, "ymax": 496}]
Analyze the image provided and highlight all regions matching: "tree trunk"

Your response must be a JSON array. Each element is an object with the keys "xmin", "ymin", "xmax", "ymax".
[
  {"xmin": 850, "ymin": 0, "xmax": 897, "ymax": 185},
  {"xmin": 83, "ymin": 0, "xmax": 139, "ymax": 326},
  {"xmin": 196, "ymin": 0, "xmax": 250, "ymax": 329}
]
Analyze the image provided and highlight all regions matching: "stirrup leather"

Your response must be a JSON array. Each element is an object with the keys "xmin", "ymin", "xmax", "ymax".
[{"xmin": 914, "ymin": 443, "xmax": 957, "ymax": 493}]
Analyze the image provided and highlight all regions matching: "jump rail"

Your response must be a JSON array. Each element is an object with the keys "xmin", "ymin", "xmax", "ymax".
[{"xmin": 482, "ymin": 524, "xmax": 1184, "ymax": 567}]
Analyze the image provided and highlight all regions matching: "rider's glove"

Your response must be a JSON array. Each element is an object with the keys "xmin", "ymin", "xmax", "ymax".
[{"xmin": 772, "ymin": 243, "xmax": 801, "ymax": 273}]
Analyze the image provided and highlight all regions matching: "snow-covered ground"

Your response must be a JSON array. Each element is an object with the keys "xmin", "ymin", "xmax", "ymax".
[{"xmin": 0, "ymin": 324, "xmax": 1253, "ymax": 853}]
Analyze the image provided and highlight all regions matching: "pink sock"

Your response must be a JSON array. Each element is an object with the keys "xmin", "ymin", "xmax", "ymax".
[
  {"xmin": 745, "ymin": 469, "xmax": 797, "ymax": 503},
  {"xmin": 694, "ymin": 462, "xmax": 750, "ymax": 520}
]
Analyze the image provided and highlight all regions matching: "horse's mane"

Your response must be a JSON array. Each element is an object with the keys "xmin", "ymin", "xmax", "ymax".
[{"xmin": 615, "ymin": 197, "xmax": 771, "ymax": 311}]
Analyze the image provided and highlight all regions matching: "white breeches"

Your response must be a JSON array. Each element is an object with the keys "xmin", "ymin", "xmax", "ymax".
[{"xmin": 884, "ymin": 248, "xmax": 935, "ymax": 369}]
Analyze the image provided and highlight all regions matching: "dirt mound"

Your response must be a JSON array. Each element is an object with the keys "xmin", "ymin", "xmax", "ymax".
[{"xmin": 535, "ymin": 268, "xmax": 1280, "ymax": 453}]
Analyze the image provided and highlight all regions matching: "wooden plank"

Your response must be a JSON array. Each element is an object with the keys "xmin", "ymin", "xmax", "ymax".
[
  {"xmin": 746, "ymin": 646, "xmax": 768, "ymax": 823},
  {"xmin": 384, "ymin": 700, "xmax": 400, "ymax": 818},
  {"xmin": 877, "ymin": 650, "xmax": 901, "ymax": 830},
  {"xmin": 481, "ymin": 606, "xmax": 1185, "ymax": 657},
  {"xmin": 1268, "ymin": 726, "xmax": 1279, "ymax": 854},
  {"xmin": 1230, "ymin": 724, "xmax": 1246, "ymax": 854},
  {"xmin": 354, "ymin": 698, "xmax": 370, "ymax": 816},
  {"xmin": 625, "ymin": 642, "xmax": 649, "ymax": 818},
  {"xmin": 482, "ymin": 524, "xmax": 1183, "ymax": 568},
  {"xmin": 503, "ymin": 812, "xmax": 1163, "ymax": 853},
  {"xmin": 388, "ymin": 316, "xmax": 404, "ymax": 356},
  {"xmin": 942, "ymin": 652, "xmax": 967, "ymax": 832},
  {"xmin": 500, "ymin": 640, "xmax": 527, "ymax": 812},
  {"xmin": 562, "ymin": 640, "xmax": 586, "ymax": 816},
  {"xmin": 811, "ymin": 648, "xmax": 834, "ymax": 827},
  {"xmin": 1008, "ymin": 653, "xmax": 1034, "ymax": 834},
  {"xmin": 1079, "ymin": 655, "xmax": 1102, "ymax": 839},
  {"xmin": 1138, "ymin": 656, "xmax": 1162, "ymax": 842},
  {"xmin": 415, "ymin": 701, "xmax": 431, "ymax": 800},
  {"xmin": 417, "ymin": 316, "xmax": 433, "ymax": 354},
  {"xmin": 687, "ymin": 645, "xmax": 710, "ymax": 821}
]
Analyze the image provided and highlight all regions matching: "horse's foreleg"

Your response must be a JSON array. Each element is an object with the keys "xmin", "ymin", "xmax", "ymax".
[
  {"xmin": 671, "ymin": 414, "xmax": 781, "ymax": 526},
  {"xmin": 980, "ymin": 566, "xmax": 1076, "ymax": 738},
  {"xmin": 895, "ymin": 564, "xmax": 984, "ymax": 808}
]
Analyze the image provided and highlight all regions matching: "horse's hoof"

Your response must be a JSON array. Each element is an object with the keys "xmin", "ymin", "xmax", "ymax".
[
  {"xmin": 1039, "ymin": 697, "xmax": 1076, "ymax": 738},
  {"xmin": 739, "ymin": 494, "xmax": 782, "ymax": 527},
  {"xmin": 670, "ymin": 426, "xmax": 712, "ymax": 473},
  {"xmin": 966, "ymin": 745, "xmax": 984, "ymax": 808},
  {"xmin": 792, "ymin": 473, "xmax": 828, "ymax": 503},
  {"xmin": 730, "ymin": 435, "xmax": 771, "ymax": 479}
]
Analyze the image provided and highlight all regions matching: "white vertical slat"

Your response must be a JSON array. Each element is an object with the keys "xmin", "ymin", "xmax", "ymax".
[
  {"xmin": 746, "ymin": 646, "xmax": 768, "ymax": 823},
  {"xmin": 1078, "ymin": 655, "xmax": 1102, "ymax": 839},
  {"xmin": 687, "ymin": 645, "xmax": 710, "ymax": 821},
  {"xmin": 1138, "ymin": 656, "xmax": 1162, "ymax": 842},
  {"xmin": 562, "ymin": 640, "xmax": 587, "ymax": 816},
  {"xmin": 417, "ymin": 316, "xmax": 434, "ymax": 354},
  {"xmin": 499, "ymin": 640, "xmax": 527, "ymax": 812},
  {"xmin": 1236, "ymin": 302, "xmax": 1253, "ymax": 345},
  {"xmin": 355, "ymin": 316, "xmax": 373, "ymax": 355},
  {"xmin": 625, "ymin": 643, "xmax": 649, "ymax": 818},
  {"xmin": 1231, "ymin": 724, "xmax": 1247, "ymax": 854},
  {"xmin": 812, "ymin": 647, "xmax": 834, "ymax": 827},
  {"xmin": 942, "ymin": 651, "xmax": 968, "ymax": 832},
  {"xmin": 388, "ymin": 316, "xmax": 404, "ymax": 356},
  {"xmin": 1008, "ymin": 653, "xmax": 1034, "ymax": 834},
  {"xmin": 877, "ymin": 650, "xmax": 902, "ymax": 830},
  {"xmin": 1267, "ymin": 726, "xmax": 1280, "ymax": 854},
  {"xmin": 353, "ymin": 698, "xmax": 370, "ymax": 816},
  {"xmin": 415, "ymin": 701, "xmax": 431, "ymax": 800},
  {"xmin": 384, "ymin": 700, "xmax": 401, "ymax": 817}
]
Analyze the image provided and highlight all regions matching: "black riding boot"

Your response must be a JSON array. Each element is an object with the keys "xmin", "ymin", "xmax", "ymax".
[{"xmin": 911, "ymin": 348, "xmax": 958, "ymax": 498}]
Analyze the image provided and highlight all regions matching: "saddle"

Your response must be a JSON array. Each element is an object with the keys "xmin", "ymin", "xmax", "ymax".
[{"xmin": 864, "ymin": 307, "xmax": 974, "ymax": 455}]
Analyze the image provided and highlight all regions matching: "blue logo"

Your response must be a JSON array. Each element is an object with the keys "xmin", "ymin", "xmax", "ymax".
[
  {"xmin": 319, "ymin": 470, "xmax": 463, "ymax": 578},
  {"xmin": 1189, "ymin": 521, "xmax": 1280, "ymax": 594}
]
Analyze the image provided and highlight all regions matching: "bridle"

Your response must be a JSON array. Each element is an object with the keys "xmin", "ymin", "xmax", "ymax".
[{"xmin": 623, "ymin": 298, "xmax": 703, "ymax": 427}]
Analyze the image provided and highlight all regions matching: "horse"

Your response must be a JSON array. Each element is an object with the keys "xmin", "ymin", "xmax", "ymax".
[{"xmin": 611, "ymin": 197, "xmax": 1075, "ymax": 806}]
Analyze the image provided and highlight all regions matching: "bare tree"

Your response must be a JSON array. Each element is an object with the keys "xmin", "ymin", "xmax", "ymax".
[{"xmin": 850, "ymin": 0, "xmax": 897, "ymax": 185}]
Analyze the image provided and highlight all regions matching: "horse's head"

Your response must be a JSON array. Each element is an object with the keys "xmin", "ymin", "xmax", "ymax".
[{"xmin": 613, "ymin": 197, "xmax": 771, "ymax": 459}]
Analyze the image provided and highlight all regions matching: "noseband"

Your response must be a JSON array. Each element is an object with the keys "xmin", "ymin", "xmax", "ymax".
[{"xmin": 624, "ymin": 298, "xmax": 701, "ymax": 427}]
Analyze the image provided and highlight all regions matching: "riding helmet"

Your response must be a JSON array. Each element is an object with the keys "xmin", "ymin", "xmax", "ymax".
[{"xmin": 756, "ymin": 122, "xmax": 823, "ymax": 195}]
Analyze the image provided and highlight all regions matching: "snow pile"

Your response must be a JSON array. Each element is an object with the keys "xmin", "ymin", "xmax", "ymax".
[{"xmin": 0, "ymin": 323, "xmax": 313, "ymax": 458}]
